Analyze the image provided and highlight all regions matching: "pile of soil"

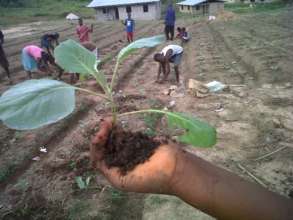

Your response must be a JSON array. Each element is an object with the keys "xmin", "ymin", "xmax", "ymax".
[{"xmin": 103, "ymin": 127, "xmax": 160, "ymax": 175}]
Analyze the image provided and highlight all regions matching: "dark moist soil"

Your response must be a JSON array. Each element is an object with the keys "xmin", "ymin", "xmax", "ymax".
[{"xmin": 103, "ymin": 126, "xmax": 160, "ymax": 175}]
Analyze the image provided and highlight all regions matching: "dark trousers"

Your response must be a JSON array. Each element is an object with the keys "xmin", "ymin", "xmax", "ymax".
[
  {"xmin": 165, "ymin": 25, "xmax": 174, "ymax": 40},
  {"xmin": 0, "ymin": 45, "xmax": 10, "ymax": 78}
]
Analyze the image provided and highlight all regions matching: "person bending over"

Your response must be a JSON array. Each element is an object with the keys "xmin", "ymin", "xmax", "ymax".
[
  {"xmin": 153, "ymin": 44, "xmax": 183, "ymax": 84},
  {"xmin": 21, "ymin": 45, "xmax": 53, "ymax": 79}
]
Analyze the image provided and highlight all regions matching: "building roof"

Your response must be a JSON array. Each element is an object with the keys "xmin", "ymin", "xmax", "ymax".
[
  {"xmin": 176, "ymin": 0, "xmax": 206, "ymax": 6},
  {"xmin": 87, "ymin": 0, "xmax": 160, "ymax": 8},
  {"xmin": 176, "ymin": 0, "xmax": 224, "ymax": 5}
]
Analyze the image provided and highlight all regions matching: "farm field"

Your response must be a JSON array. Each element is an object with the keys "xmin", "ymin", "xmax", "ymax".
[{"xmin": 0, "ymin": 6, "xmax": 293, "ymax": 220}]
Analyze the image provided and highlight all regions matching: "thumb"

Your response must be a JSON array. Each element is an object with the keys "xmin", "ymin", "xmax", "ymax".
[{"xmin": 90, "ymin": 117, "xmax": 113, "ymax": 169}]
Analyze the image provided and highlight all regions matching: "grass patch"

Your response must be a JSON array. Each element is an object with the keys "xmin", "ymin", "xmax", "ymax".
[
  {"xmin": 225, "ymin": 2, "xmax": 287, "ymax": 14},
  {"xmin": 0, "ymin": 0, "xmax": 93, "ymax": 26}
]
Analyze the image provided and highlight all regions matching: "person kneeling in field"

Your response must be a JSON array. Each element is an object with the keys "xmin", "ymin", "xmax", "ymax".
[
  {"xmin": 21, "ymin": 45, "xmax": 53, "ymax": 79},
  {"xmin": 153, "ymin": 44, "xmax": 183, "ymax": 84},
  {"xmin": 181, "ymin": 27, "xmax": 190, "ymax": 43},
  {"xmin": 0, "ymin": 30, "xmax": 12, "ymax": 84}
]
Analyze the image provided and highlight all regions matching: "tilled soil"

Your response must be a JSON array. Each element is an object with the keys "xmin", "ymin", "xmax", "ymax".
[
  {"xmin": 0, "ymin": 7, "xmax": 293, "ymax": 220},
  {"xmin": 104, "ymin": 126, "xmax": 160, "ymax": 175}
]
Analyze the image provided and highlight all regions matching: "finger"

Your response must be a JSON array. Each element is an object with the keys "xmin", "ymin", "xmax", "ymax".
[
  {"xmin": 91, "ymin": 117, "xmax": 113, "ymax": 145},
  {"xmin": 90, "ymin": 117, "xmax": 114, "ymax": 169}
]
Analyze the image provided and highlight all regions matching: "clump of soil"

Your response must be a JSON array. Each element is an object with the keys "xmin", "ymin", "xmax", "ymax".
[{"xmin": 103, "ymin": 126, "xmax": 160, "ymax": 175}]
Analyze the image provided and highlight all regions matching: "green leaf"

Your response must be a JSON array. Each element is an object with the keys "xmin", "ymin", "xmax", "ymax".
[
  {"xmin": 166, "ymin": 112, "xmax": 216, "ymax": 147},
  {"xmin": 55, "ymin": 39, "xmax": 97, "ymax": 76},
  {"xmin": 54, "ymin": 40, "xmax": 109, "ymax": 94},
  {"xmin": 117, "ymin": 35, "xmax": 165, "ymax": 63},
  {"xmin": 75, "ymin": 176, "xmax": 86, "ymax": 189},
  {"xmin": 0, "ymin": 79, "xmax": 75, "ymax": 130},
  {"xmin": 119, "ymin": 109, "xmax": 217, "ymax": 147}
]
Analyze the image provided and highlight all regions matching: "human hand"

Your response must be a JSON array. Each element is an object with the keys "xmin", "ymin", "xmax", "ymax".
[{"xmin": 91, "ymin": 118, "xmax": 181, "ymax": 194}]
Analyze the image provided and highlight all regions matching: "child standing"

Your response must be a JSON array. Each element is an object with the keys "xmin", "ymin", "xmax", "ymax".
[{"xmin": 123, "ymin": 12, "xmax": 135, "ymax": 43}]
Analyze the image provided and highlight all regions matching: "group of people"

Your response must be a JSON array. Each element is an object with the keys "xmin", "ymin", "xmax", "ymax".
[
  {"xmin": 0, "ymin": 18, "xmax": 98, "ymax": 83},
  {"xmin": 155, "ymin": 3, "xmax": 189, "ymax": 84}
]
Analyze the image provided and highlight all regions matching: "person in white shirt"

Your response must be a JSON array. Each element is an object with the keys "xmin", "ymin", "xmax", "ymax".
[{"xmin": 153, "ymin": 45, "xmax": 183, "ymax": 84}]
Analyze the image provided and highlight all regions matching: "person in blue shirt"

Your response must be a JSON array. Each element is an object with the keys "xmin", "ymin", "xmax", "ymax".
[
  {"xmin": 123, "ymin": 12, "xmax": 135, "ymax": 43},
  {"xmin": 40, "ymin": 32, "xmax": 59, "ymax": 56},
  {"xmin": 165, "ymin": 3, "xmax": 176, "ymax": 40}
]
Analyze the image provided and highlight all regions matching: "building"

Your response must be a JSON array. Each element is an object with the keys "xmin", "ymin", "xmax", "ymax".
[
  {"xmin": 177, "ymin": 0, "xmax": 224, "ymax": 16},
  {"xmin": 232, "ymin": 0, "xmax": 275, "ymax": 3},
  {"xmin": 87, "ymin": 0, "xmax": 161, "ymax": 21}
]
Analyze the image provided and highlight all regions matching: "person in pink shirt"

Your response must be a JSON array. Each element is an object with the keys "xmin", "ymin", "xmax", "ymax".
[
  {"xmin": 76, "ymin": 18, "xmax": 93, "ymax": 43},
  {"xmin": 21, "ymin": 45, "xmax": 53, "ymax": 79}
]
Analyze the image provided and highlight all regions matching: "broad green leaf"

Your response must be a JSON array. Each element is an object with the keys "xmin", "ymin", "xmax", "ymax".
[
  {"xmin": 117, "ymin": 35, "xmax": 165, "ymax": 63},
  {"xmin": 120, "ymin": 109, "xmax": 217, "ymax": 147},
  {"xmin": 0, "ymin": 79, "xmax": 75, "ymax": 130},
  {"xmin": 54, "ymin": 40, "xmax": 109, "ymax": 93},
  {"xmin": 166, "ymin": 112, "xmax": 216, "ymax": 147},
  {"xmin": 75, "ymin": 176, "xmax": 86, "ymax": 189},
  {"xmin": 54, "ymin": 39, "xmax": 97, "ymax": 75}
]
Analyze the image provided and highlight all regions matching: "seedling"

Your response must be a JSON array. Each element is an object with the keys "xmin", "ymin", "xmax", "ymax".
[
  {"xmin": 75, "ymin": 176, "xmax": 91, "ymax": 190},
  {"xmin": 0, "ymin": 35, "xmax": 216, "ymax": 147}
]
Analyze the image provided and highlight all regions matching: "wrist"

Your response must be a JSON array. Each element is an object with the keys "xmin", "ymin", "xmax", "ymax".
[
  {"xmin": 168, "ymin": 148, "xmax": 188, "ymax": 195},
  {"xmin": 168, "ymin": 149, "xmax": 208, "ymax": 204}
]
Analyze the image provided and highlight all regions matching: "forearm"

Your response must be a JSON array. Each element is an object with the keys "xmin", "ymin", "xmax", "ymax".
[{"xmin": 171, "ymin": 150, "xmax": 293, "ymax": 220}]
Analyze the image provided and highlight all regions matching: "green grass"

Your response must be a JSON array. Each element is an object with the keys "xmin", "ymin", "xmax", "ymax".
[
  {"xmin": 225, "ymin": 2, "xmax": 288, "ymax": 14},
  {"xmin": 0, "ymin": 0, "xmax": 93, "ymax": 26}
]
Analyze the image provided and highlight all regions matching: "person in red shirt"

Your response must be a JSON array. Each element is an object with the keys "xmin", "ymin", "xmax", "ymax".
[{"xmin": 76, "ymin": 18, "xmax": 93, "ymax": 43}]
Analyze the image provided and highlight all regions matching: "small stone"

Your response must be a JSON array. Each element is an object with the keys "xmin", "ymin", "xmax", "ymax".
[
  {"xmin": 32, "ymin": 156, "xmax": 41, "ymax": 161},
  {"xmin": 284, "ymin": 82, "xmax": 292, "ymax": 88},
  {"xmin": 169, "ymin": 100, "xmax": 176, "ymax": 108},
  {"xmin": 282, "ymin": 119, "xmax": 293, "ymax": 131},
  {"xmin": 262, "ymin": 84, "xmax": 273, "ymax": 89}
]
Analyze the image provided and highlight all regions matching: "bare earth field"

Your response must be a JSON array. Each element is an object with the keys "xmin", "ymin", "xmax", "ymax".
[{"xmin": 0, "ymin": 7, "xmax": 293, "ymax": 220}]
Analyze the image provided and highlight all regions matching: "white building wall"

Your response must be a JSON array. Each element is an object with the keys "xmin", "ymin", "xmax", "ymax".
[
  {"xmin": 95, "ymin": 2, "xmax": 161, "ymax": 21},
  {"xmin": 118, "ymin": 2, "xmax": 160, "ymax": 20},
  {"xmin": 95, "ymin": 8, "xmax": 116, "ymax": 21}
]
